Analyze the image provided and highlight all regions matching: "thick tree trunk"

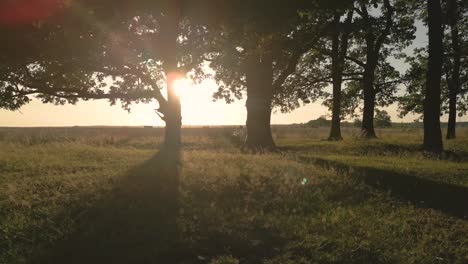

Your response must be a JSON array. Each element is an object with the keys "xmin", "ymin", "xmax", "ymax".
[
  {"xmin": 242, "ymin": 54, "xmax": 276, "ymax": 153},
  {"xmin": 160, "ymin": 1, "xmax": 182, "ymax": 161},
  {"xmin": 163, "ymin": 73, "xmax": 182, "ymax": 160},
  {"xmin": 361, "ymin": 63, "xmax": 377, "ymax": 139},
  {"xmin": 446, "ymin": 0, "xmax": 460, "ymax": 140},
  {"xmin": 423, "ymin": 0, "xmax": 443, "ymax": 153}
]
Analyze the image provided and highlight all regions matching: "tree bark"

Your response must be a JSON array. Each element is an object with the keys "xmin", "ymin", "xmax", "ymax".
[
  {"xmin": 447, "ymin": 80, "xmax": 457, "ymax": 139},
  {"xmin": 361, "ymin": 61, "xmax": 377, "ymax": 139},
  {"xmin": 164, "ymin": 73, "xmax": 182, "ymax": 160},
  {"xmin": 329, "ymin": 13, "xmax": 343, "ymax": 141},
  {"xmin": 160, "ymin": 1, "xmax": 182, "ymax": 161},
  {"xmin": 242, "ymin": 54, "xmax": 276, "ymax": 153},
  {"xmin": 424, "ymin": 0, "xmax": 444, "ymax": 153},
  {"xmin": 446, "ymin": 0, "xmax": 460, "ymax": 140},
  {"xmin": 329, "ymin": 11, "xmax": 353, "ymax": 141}
]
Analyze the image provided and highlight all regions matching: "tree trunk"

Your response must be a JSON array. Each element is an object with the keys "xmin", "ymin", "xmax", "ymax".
[
  {"xmin": 160, "ymin": 1, "xmax": 182, "ymax": 161},
  {"xmin": 329, "ymin": 77, "xmax": 343, "ymax": 140},
  {"xmin": 329, "ymin": 10, "xmax": 353, "ymax": 141},
  {"xmin": 358, "ymin": 1, "xmax": 394, "ymax": 139},
  {"xmin": 163, "ymin": 73, "xmax": 182, "ymax": 160},
  {"xmin": 424, "ymin": 0, "xmax": 443, "ymax": 153},
  {"xmin": 243, "ymin": 54, "xmax": 276, "ymax": 153},
  {"xmin": 446, "ymin": 0, "xmax": 460, "ymax": 140},
  {"xmin": 361, "ymin": 62, "xmax": 377, "ymax": 138},
  {"xmin": 447, "ymin": 80, "xmax": 457, "ymax": 139},
  {"xmin": 329, "ymin": 13, "xmax": 343, "ymax": 141}
]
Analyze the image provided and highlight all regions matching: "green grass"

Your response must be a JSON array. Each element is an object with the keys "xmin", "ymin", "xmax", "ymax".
[
  {"xmin": 279, "ymin": 128, "xmax": 468, "ymax": 187},
  {"xmin": 0, "ymin": 127, "xmax": 467, "ymax": 263}
]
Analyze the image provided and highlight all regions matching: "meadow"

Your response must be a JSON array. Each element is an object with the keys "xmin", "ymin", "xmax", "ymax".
[{"xmin": 0, "ymin": 126, "xmax": 467, "ymax": 264}]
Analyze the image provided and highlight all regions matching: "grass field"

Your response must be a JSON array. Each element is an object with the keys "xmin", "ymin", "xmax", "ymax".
[{"xmin": 0, "ymin": 127, "xmax": 467, "ymax": 264}]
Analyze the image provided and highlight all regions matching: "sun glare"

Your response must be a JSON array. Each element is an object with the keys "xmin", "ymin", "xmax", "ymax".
[{"xmin": 172, "ymin": 78, "xmax": 192, "ymax": 97}]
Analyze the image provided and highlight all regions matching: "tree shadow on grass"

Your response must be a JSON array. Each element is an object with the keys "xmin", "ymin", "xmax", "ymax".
[
  {"xmin": 33, "ymin": 152, "xmax": 287, "ymax": 264},
  {"xmin": 281, "ymin": 142, "xmax": 468, "ymax": 162},
  {"xmin": 299, "ymin": 156, "xmax": 468, "ymax": 219},
  {"xmin": 34, "ymin": 152, "xmax": 190, "ymax": 264}
]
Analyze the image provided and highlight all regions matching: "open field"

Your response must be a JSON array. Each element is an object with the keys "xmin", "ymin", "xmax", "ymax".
[{"xmin": 0, "ymin": 127, "xmax": 467, "ymax": 264}]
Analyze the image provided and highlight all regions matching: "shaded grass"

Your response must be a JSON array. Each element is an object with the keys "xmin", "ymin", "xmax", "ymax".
[
  {"xmin": 0, "ymin": 143, "xmax": 154, "ymax": 263},
  {"xmin": 35, "ymin": 153, "xmax": 181, "ymax": 264},
  {"xmin": 278, "ymin": 128, "xmax": 468, "ymax": 187}
]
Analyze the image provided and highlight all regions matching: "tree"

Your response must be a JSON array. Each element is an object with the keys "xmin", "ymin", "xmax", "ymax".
[
  {"xmin": 398, "ymin": 1, "xmax": 467, "ymax": 140},
  {"xmin": 445, "ymin": 0, "xmax": 462, "ymax": 139},
  {"xmin": 0, "ymin": 0, "xmax": 210, "ymax": 160},
  {"xmin": 0, "ymin": 2, "xmax": 157, "ymax": 110},
  {"xmin": 374, "ymin": 109, "xmax": 392, "ymax": 127},
  {"xmin": 344, "ymin": 0, "xmax": 415, "ymax": 138},
  {"xmin": 291, "ymin": 0, "xmax": 414, "ymax": 140},
  {"xmin": 306, "ymin": 115, "xmax": 331, "ymax": 127},
  {"xmin": 328, "ymin": 9, "xmax": 354, "ymax": 140},
  {"xmin": 256, "ymin": 1, "xmax": 357, "ymax": 141},
  {"xmin": 202, "ymin": 1, "xmax": 326, "ymax": 152},
  {"xmin": 424, "ymin": 0, "xmax": 443, "ymax": 153}
]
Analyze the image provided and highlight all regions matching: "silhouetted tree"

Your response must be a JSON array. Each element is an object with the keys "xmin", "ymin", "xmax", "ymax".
[
  {"xmin": 0, "ymin": 17, "xmax": 157, "ymax": 110},
  {"xmin": 397, "ymin": 1, "xmax": 467, "ymax": 139},
  {"xmin": 374, "ymin": 109, "xmax": 392, "ymax": 127},
  {"xmin": 445, "ymin": 0, "xmax": 462, "ymax": 139},
  {"xmin": 345, "ymin": 0, "xmax": 415, "ymax": 138},
  {"xmin": 0, "ymin": 1, "xmax": 211, "ymax": 159},
  {"xmin": 288, "ymin": 0, "xmax": 413, "ymax": 140},
  {"xmin": 328, "ymin": 10, "xmax": 354, "ymax": 140},
  {"xmin": 201, "ymin": 1, "xmax": 327, "ymax": 152}
]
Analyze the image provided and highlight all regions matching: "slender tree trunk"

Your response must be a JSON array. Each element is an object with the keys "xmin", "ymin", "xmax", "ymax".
[
  {"xmin": 243, "ymin": 54, "xmax": 276, "ymax": 153},
  {"xmin": 329, "ymin": 10, "xmax": 353, "ymax": 141},
  {"xmin": 361, "ymin": 62, "xmax": 377, "ymax": 138},
  {"xmin": 329, "ymin": 13, "xmax": 343, "ymax": 141},
  {"xmin": 424, "ymin": 0, "xmax": 443, "ymax": 153},
  {"xmin": 358, "ymin": 2, "xmax": 394, "ymax": 139},
  {"xmin": 446, "ymin": 0, "xmax": 460, "ymax": 140}
]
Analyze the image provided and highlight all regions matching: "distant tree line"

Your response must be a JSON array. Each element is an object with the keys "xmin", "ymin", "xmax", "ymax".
[{"xmin": 0, "ymin": 0, "xmax": 466, "ymax": 155}]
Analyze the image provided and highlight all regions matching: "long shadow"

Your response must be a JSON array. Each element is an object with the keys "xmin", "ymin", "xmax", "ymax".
[
  {"xmin": 298, "ymin": 156, "xmax": 468, "ymax": 219},
  {"xmin": 34, "ymin": 152, "xmax": 191, "ymax": 264},
  {"xmin": 281, "ymin": 143, "xmax": 468, "ymax": 162}
]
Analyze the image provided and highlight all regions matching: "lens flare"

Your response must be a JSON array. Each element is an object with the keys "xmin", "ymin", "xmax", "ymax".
[
  {"xmin": 172, "ymin": 78, "xmax": 191, "ymax": 97},
  {"xmin": 0, "ymin": 0, "xmax": 62, "ymax": 24}
]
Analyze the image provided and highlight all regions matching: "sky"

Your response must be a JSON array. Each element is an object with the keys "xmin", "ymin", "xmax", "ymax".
[{"xmin": 1, "ymin": 20, "xmax": 466, "ymax": 127}]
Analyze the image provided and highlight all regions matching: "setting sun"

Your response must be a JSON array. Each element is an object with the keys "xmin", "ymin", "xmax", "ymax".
[{"xmin": 172, "ymin": 78, "xmax": 192, "ymax": 97}]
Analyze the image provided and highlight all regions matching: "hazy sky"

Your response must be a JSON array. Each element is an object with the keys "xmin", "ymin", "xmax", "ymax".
[{"xmin": 1, "ymin": 20, "xmax": 466, "ymax": 127}]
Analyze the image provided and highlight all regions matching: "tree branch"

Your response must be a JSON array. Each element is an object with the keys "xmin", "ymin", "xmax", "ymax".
[
  {"xmin": 374, "ymin": 0, "xmax": 394, "ymax": 54},
  {"xmin": 273, "ymin": 25, "xmax": 330, "ymax": 91},
  {"xmin": 344, "ymin": 56, "xmax": 366, "ymax": 67},
  {"xmin": 87, "ymin": 65, "xmax": 168, "ymax": 106}
]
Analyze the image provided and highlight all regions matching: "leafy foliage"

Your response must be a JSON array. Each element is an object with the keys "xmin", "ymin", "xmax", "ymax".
[{"xmin": 375, "ymin": 109, "xmax": 392, "ymax": 127}]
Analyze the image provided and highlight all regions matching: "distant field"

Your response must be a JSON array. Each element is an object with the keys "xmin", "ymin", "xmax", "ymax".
[{"xmin": 0, "ymin": 127, "xmax": 467, "ymax": 263}]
